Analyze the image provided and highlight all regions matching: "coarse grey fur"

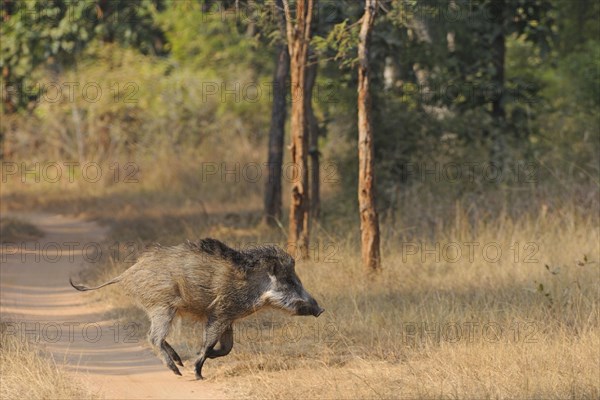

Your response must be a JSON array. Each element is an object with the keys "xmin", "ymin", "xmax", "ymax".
[{"xmin": 70, "ymin": 238, "xmax": 324, "ymax": 379}]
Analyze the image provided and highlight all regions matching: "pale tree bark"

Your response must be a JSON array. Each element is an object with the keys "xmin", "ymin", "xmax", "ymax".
[
  {"xmin": 282, "ymin": 0, "xmax": 315, "ymax": 259},
  {"xmin": 357, "ymin": 0, "xmax": 381, "ymax": 272},
  {"xmin": 264, "ymin": 0, "xmax": 290, "ymax": 226}
]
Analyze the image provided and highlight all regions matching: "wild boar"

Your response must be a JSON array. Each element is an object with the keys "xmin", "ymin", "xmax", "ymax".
[{"xmin": 70, "ymin": 238, "xmax": 324, "ymax": 379}]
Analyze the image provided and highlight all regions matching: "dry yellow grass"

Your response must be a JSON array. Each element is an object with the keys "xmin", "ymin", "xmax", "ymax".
[
  {"xmin": 2, "ymin": 152, "xmax": 598, "ymax": 399},
  {"xmin": 0, "ymin": 324, "xmax": 101, "ymax": 400},
  {"xmin": 72, "ymin": 190, "xmax": 599, "ymax": 400},
  {"xmin": 202, "ymin": 212, "xmax": 598, "ymax": 399},
  {"xmin": 220, "ymin": 331, "xmax": 598, "ymax": 399}
]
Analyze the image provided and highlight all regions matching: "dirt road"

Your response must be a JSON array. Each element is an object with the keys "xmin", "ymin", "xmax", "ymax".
[{"xmin": 0, "ymin": 213, "xmax": 229, "ymax": 399}]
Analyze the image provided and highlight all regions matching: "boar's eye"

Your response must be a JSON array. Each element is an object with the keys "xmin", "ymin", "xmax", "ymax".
[{"xmin": 285, "ymin": 277, "xmax": 295, "ymax": 286}]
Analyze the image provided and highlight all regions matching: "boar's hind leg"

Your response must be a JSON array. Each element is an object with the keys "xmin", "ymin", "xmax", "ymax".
[
  {"xmin": 164, "ymin": 341, "xmax": 184, "ymax": 366},
  {"xmin": 207, "ymin": 324, "xmax": 233, "ymax": 359},
  {"xmin": 148, "ymin": 307, "xmax": 181, "ymax": 376},
  {"xmin": 194, "ymin": 320, "xmax": 230, "ymax": 380}
]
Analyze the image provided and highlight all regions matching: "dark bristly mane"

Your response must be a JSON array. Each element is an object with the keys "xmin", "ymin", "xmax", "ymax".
[
  {"xmin": 187, "ymin": 238, "xmax": 247, "ymax": 267},
  {"xmin": 186, "ymin": 239, "xmax": 293, "ymax": 270}
]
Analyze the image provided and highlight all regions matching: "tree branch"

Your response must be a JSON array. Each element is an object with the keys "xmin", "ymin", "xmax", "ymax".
[
  {"xmin": 281, "ymin": 0, "xmax": 295, "ymax": 56},
  {"xmin": 304, "ymin": 0, "xmax": 315, "ymax": 44}
]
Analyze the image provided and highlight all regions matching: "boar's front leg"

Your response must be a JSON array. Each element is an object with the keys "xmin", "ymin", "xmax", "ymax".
[
  {"xmin": 194, "ymin": 319, "xmax": 230, "ymax": 380},
  {"xmin": 207, "ymin": 325, "xmax": 233, "ymax": 359},
  {"xmin": 163, "ymin": 340, "xmax": 184, "ymax": 366}
]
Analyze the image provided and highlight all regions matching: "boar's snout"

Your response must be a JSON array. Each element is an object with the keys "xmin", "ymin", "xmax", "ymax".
[{"xmin": 296, "ymin": 297, "xmax": 324, "ymax": 318}]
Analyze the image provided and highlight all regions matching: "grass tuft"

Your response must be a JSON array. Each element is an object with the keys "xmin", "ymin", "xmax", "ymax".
[{"xmin": 0, "ymin": 323, "xmax": 101, "ymax": 400}]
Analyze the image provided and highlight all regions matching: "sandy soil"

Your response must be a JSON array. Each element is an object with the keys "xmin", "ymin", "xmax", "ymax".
[{"xmin": 0, "ymin": 213, "xmax": 230, "ymax": 399}]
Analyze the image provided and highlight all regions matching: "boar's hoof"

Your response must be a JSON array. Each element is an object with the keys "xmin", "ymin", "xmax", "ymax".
[
  {"xmin": 195, "ymin": 361, "xmax": 205, "ymax": 380},
  {"xmin": 169, "ymin": 364, "xmax": 182, "ymax": 376}
]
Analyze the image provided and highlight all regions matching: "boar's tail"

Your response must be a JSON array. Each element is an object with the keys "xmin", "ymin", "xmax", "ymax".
[{"xmin": 69, "ymin": 275, "xmax": 122, "ymax": 292}]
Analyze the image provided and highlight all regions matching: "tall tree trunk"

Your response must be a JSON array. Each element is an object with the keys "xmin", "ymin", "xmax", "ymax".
[
  {"xmin": 282, "ymin": 0, "xmax": 315, "ymax": 259},
  {"xmin": 489, "ymin": 0, "xmax": 507, "ymax": 166},
  {"xmin": 357, "ymin": 0, "xmax": 381, "ymax": 273},
  {"xmin": 245, "ymin": 0, "xmax": 256, "ymax": 37},
  {"xmin": 264, "ymin": 0, "xmax": 290, "ymax": 227},
  {"xmin": 305, "ymin": 52, "xmax": 320, "ymax": 223},
  {"xmin": 491, "ymin": 0, "xmax": 506, "ymax": 120}
]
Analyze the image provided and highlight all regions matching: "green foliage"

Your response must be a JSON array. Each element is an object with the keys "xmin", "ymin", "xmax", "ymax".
[
  {"xmin": 157, "ymin": 1, "xmax": 263, "ymax": 73},
  {"xmin": 308, "ymin": 0, "xmax": 595, "ymax": 210},
  {"xmin": 553, "ymin": 0, "xmax": 600, "ymax": 56},
  {"xmin": 558, "ymin": 40, "xmax": 600, "ymax": 108},
  {"xmin": 1, "ymin": 0, "xmax": 597, "ymax": 218},
  {"xmin": 0, "ymin": 0, "xmax": 165, "ymax": 112},
  {"xmin": 313, "ymin": 20, "xmax": 360, "ymax": 69}
]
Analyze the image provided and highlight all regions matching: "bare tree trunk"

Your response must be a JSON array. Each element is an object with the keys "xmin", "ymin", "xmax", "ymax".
[
  {"xmin": 67, "ymin": 63, "xmax": 85, "ymax": 163},
  {"xmin": 305, "ymin": 52, "xmax": 320, "ymax": 224},
  {"xmin": 264, "ymin": 0, "xmax": 290, "ymax": 226},
  {"xmin": 357, "ymin": 0, "xmax": 381, "ymax": 273},
  {"xmin": 245, "ymin": 0, "xmax": 256, "ymax": 37},
  {"xmin": 201, "ymin": 0, "xmax": 214, "ymax": 13},
  {"xmin": 282, "ymin": 0, "xmax": 315, "ymax": 259},
  {"xmin": 72, "ymin": 105, "xmax": 85, "ymax": 163},
  {"xmin": 264, "ymin": 40, "xmax": 290, "ymax": 226},
  {"xmin": 489, "ymin": 0, "xmax": 507, "ymax": 167},
  {"xmin": 491, "ymin": 0, "xmax": 506, "ymax": 120}
]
